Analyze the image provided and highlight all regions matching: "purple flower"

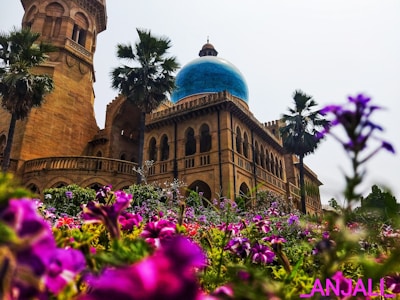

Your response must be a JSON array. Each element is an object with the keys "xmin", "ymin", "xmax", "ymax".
[
  {"xmin": 82, "ymin": 190, "xmax": 132, "ymax": 238},
  {"xmin": 198, "ymin": 215, "xmax": 207, "ymax": 223},
  {"xmin": 65, "ymin": 191, "xmax": 73, "ymax": 199},
  {"xmin": 263, "ymin": 235, "xmax": 287, "ymax": 253},
  {"xmin": 385, "ymin": 273, "xmax": 400, "ymax": 293},
  {"xmin": 0, "ymin": 198, "xmax": 86, "ymax": 297},
  {"xmin": 256, "ymin": 219, "xmax": 271, "ymax": 233},
  {"xmin": 287, "ymin": 214, "xmax": 299, "ymax": 225},
  {"xmin": 95, "ymin": 185, "xmax": 112, "ymax": 203},
  {"xmin": 252, "ymin": 215, "xmax": 262, "ymax": 222},
  {"xmin": 45, "ymin": 248, "xmax": 86, "ymax": 294},
  {"xmin": 225, "ymin": 237, "xmax": 251, "ymax": 258},
  {"xmin": 250, "ymin": 242, "xmax": 275, "ymax": 264},
  {"xmin": 218, "ymin": 222, "xmax": 244, "ymax": 235},
  {"xmin": 118, "ymin": 211, "xmax": 142, "ymax": 231},
  {"xmin": 140, "ymin": 219, "xmax": 176, "ymax": 248},
  {"xmin": 79, "ymin": 236, "xmax": 206, "ymax": 300},
  {"xmin": 320, "ymin": 93, "xmax": 395, "ymax": 157},
  {"xmin": 382, "ymin": 141, "xmax": 395, "ymax": 153},
  {"xmin": 211, "ymin": 285, "xmax": 234, "ymax": 298}
]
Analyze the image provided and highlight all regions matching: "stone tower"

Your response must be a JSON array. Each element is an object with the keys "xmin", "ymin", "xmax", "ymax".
[{"xmin": 0, "ymin": 0, "xmax": 107, "ymax": 170}]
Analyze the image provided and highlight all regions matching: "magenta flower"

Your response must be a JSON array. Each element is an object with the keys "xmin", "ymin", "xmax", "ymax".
[
  {"xmin": 0, "ymin": 198, "xmax": 86, "ymax": 298},
  {"xmin": 218, "ymin": 222, "xmax": 244, "ymax": 235},
  {"xmin": 250, "ymin": 242, "xmax": 275, "ymax": 264},
  {"xmin": 255, "ymin": 218, "xmax": 271, "ymax": 233},
  {"xmin": 263, "ymin": 235, "xmax": 287, "ymax": 245},
  {"xmin": 95, "ymin": 184, "xmax": 112, "ymax": 203},
  {"xmin": 211, "ymin": 285, "xmax": 234, "ymax": 298},
  {"xmin": 82, "ymin": 190, "xmax": 132, "ymax": 238},
  {"xmin": 44, "ymin": 247, "xmax": 86, "ymax": 294},
  {"xmin": 385, "ymin": 273, "xmax": 400, "ymax": 293},
  {"xmin": 225, "ymin": 237, "xmax": 251, "ymax": 258},
  {"xmin": 79, "ymin": 236, "xmax": 206, "ymax": 300},
  {"xmin": 140, "ymin": 219, "xmax": 176, "ymax": 248},
  {"xmin": 118, "ymin": 211, "xmax": 142, "ymax": 231}
]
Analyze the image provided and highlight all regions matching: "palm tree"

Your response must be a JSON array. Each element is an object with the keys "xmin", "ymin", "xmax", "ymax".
[
  {"xmin": 111, "ymin": 28, "xmax": 179, "ymax": 183},
  {"xmin": 279, "ymin": 90, "xmax": 328, "ymax": 214},
  {"xmin": 0, "ymin": 27, "xmax": 55, "ymax": 172}
]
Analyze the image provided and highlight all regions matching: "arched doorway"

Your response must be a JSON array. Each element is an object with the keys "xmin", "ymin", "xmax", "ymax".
[
  {"xmin": 187, "ymin": 180, "xmax": 212, "ymax": 206},
  {"xmin": 237, "ymin": 182, "xmax": 251, "ymax": 209}
]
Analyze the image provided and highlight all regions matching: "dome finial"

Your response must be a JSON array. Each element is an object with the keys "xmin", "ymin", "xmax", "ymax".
[{"xmin": 199, "ymin": 38, "xmax": 218, "ymax": 57}]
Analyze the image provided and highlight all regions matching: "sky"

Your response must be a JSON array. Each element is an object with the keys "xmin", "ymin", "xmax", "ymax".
[{"xmin": 1, "ymin": 1, "xmax": 399, "ymax": 205}]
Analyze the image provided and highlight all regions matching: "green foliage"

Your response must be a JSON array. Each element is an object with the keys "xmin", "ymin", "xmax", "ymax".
[
  {"xmin": 0, "ymin": 173, "xmax": 31, "ymax": 204},
  {"xmin": 43, "ymin": 184, "xmax": 96, "ymax": 216},
  {"xmin": 358, "ymin": 185, "xmax": 399, "ymax": 222},
  {"xmin": 328, "ymin": 198, "xmax": 341, "ymax": 211},
  {"xmin": 124, "ymin": 183, "xmax": 161, "ymax": 206}
]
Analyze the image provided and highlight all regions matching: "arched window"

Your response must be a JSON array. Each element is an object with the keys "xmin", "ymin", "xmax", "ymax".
[
  {"xmin": 149, "ymin": 137, "xmax": 157, "ymax": 161},
  {"xmin": 24, "ymin": 5, "xmax": 37, "ymax": 29},
  {"xmin": 243, "ymin": 132, "xmax": 249, "ymax": 158},
  {"xmin": 254, "ymin": 141, "xmax": 260, "ymax": 165},
  {"xmin": 239, "ymin": 182, "xmax": 250, "ymax": 198},
  {"xmin": 260, "ymin": 145, "xmax": 265, "ymax": 168},
  {"xmin": 185, "ymin": 127, "xmax": 196, "ymax": 156},
  {"xmin": 279, "ymin": 160, "xmax": 283, "ymax": 179},
  {"xmin": 160, "ymin": 134, "xmax": 169, "ymax": 161},
  {"xmin": 72, "ymin": 12, "xmax": 88, "ymax": 47},
  {"xmin": 200, "ymin": 124, "xmax": 211, "ymax": 153},
  {"xmin": 270, "ymin": 153, "xmax": 275, "ymax": 174},
  {"xmin": 88, "ymin": 183, "xmax": 102, "ymax": 192},
  {"xmin": 27, "ymin": 183, "xmax": 39, "ymax": 195},
  {"xmin": 275, "ymin": 157, "xmax": 279, "ymax": 177},
  {"xmin": 265, "ymin": 150, "xmax": 270, "ymax": 172},
  {"xmin": 120, "ymin": 154, "xmax": 126, "ymax": 160},
  {"xmin": 43, "ymin": 3, "xmax": 64, "ymax": 37},
  {"xmin": 236, "ymin": 127, "xmax": 242, "ymax": 154}
]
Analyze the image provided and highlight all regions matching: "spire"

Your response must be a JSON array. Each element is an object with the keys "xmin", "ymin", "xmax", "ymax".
[{"xmin": 199, "ymin": 38, "xmax": 218, "ymax": 57}]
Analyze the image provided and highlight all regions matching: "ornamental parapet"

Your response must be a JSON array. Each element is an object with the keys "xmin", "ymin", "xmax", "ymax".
[
  {"xmin": 65, "ymin": 38, "xmax": 93, "ymax": 60},
  {"xmin": 150, "ymin": 91, "xmax": 250, "ymax": 121},
  {"xmin": 23, "ymin": 156, "xmax": 137, "ymax": 176}
]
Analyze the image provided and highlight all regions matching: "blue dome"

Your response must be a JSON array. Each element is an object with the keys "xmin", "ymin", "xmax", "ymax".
[{"xmin": 171, "ymin": 56, "xmax": 249, "ymax": 103}]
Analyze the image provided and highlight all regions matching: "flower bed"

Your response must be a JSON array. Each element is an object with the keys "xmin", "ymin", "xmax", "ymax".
[{"xmin": 0, "ymin": 94, "xmax": 399, "ymax": 299}]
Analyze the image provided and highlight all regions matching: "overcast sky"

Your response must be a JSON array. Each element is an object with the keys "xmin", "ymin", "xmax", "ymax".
[{"xmin": 1, "ymin": 1, "xmax": 399, "ymax": 205}]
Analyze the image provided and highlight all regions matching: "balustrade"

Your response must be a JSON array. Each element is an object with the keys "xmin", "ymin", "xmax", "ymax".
[{"xmin": 23, "ymin": 156, "xmax": 137, "ymax": 176}]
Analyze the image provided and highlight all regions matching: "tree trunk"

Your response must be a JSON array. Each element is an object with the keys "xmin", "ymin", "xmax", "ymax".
[
  {"xmin": 299, "ymin": 154, "xmax": 306, "ymax": 214},
  {"xmin": 1, "ymin": 113, "xmax": 17, "ymax": 172},
  {"xmin": 136, "ymin": 111, "xmax": 146, "ymax": 184}
]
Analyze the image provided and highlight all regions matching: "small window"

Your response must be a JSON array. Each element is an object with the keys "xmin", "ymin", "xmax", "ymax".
[
  {"xmin": 236, "ymin": 127, "xmax": 242, "ymax": 154},
  {"xmin": 200, "ymin": 124, "xmax": 211, "ymax": 153},
  {"xmin": 149, "ymin": 138, "xmax": 157, "ymax": 161},
  {"xmin": 160, "ymin": 135, "xmax": 169, "ymax": 161},
  {"xmin": 185, "ymin": 128, "xmax": 196, "ymax": 156}
]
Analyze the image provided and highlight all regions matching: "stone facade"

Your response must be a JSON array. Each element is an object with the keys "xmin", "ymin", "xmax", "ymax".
[{"xmin": 0, "ymin": 0, "xmax": 322, "ymax": 215}]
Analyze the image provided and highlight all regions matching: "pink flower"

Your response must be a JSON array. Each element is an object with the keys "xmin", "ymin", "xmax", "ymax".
[
  {"xmin": 79, "ymin": 236, "xmax": 206, "ymax": 300},
  {"xmin": 140, "ymin": 219, "xmax": 176, "ymax": 248}
]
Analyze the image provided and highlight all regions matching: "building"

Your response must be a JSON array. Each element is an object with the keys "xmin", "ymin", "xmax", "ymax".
[{"xmin": 0, "ymin": 0, "xmax": 322, "ymax": 214}]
